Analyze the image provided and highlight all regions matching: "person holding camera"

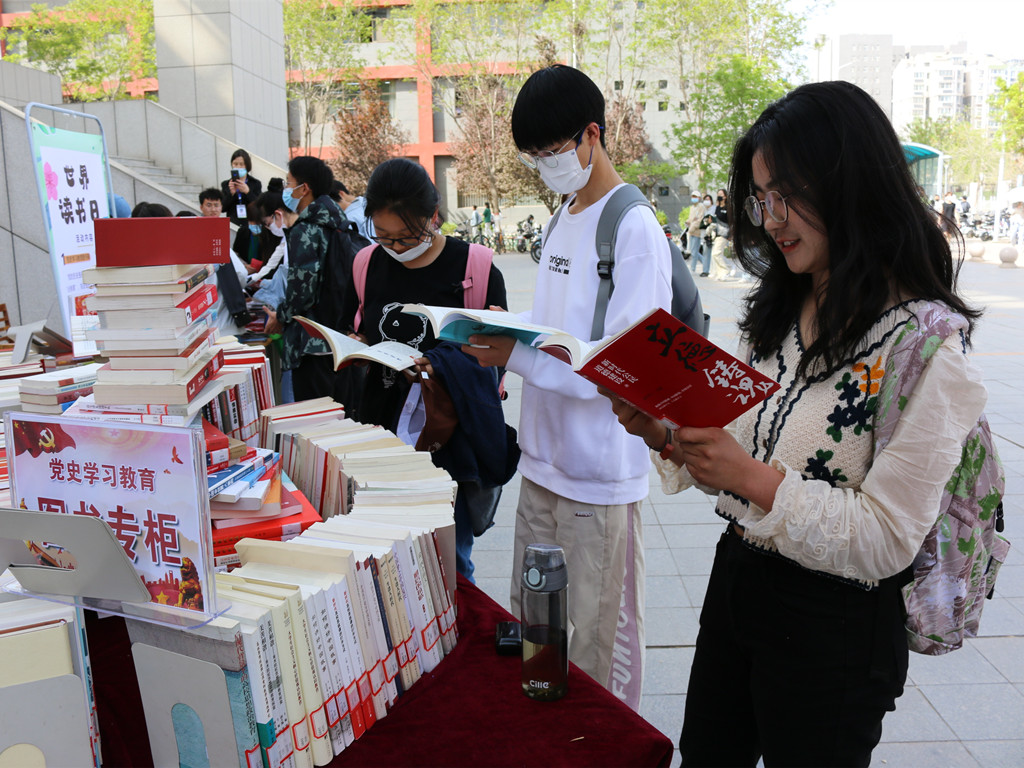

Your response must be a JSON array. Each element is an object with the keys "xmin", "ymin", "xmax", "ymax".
[{"xmin": 221, "ymin": 148, "xmax": 264, "ymax": 263}]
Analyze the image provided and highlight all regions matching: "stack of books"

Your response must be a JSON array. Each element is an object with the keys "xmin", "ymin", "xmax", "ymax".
[
  {"xmin": 206, "ymin": 341, "xmax": 276, "ymax": 447},
  {"xmin": 83, "ymin": 217, "xmax": 228, "ymax": 411},
  {"xmin": 125, "ymin": 510, "xmax": 457, "ymax": 767},
  {"xmin": 258, "ymin": 397, "xmax": 347, "ymax": 453},
  {"xmin": 0, "ymin": 351, "xmax": 45, "ymax": 412},
  {"xmin": 16, "ymin": 362, "xmax": 103, "ymax": 415}
]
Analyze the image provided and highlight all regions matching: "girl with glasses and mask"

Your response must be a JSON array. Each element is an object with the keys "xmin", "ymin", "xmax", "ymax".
[
  {"xmin": 602, "ymin": 81, "xmax": 988, "ymax": 766},
  {"xmin": 336, "ymin": 158, "xmax": 515, "ymax": 584}
]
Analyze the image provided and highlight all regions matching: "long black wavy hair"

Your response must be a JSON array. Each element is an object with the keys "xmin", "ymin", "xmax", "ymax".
[{"xmin": 730, "ymin": 81, "xmax": 979, "ymax": 379}]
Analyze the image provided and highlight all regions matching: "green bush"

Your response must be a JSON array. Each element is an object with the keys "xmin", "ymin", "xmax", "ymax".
[
  {"xmin": 440, "ymin": 221, "xmax": 457, "ymax": 235},
  {"xmin": 679, "ymin": 206, "xmax": 691, "ymax": 230},
  {"xmin": 655, "ymin": 209, "xmax": 668, "ymax": 226}
]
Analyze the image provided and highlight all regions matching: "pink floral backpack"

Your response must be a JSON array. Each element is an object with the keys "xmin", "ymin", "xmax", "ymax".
[{"xmin": 874, "ymin": 302, "xmax": 1009, "ymax": 655}]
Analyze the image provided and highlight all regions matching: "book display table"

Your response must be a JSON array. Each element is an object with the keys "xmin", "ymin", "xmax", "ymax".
[{"xmin": 90, "ymin": 576, "xmax": 674, "ymax": 767}]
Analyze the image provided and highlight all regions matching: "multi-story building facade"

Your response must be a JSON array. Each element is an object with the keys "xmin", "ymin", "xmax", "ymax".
[
  {"xmin": 835, "ymin": 34, "xmax": 896, "ymax": 118},
  {"xmin": 890, "ymin": 45, "xmax": 1024, "ymax": 139}
]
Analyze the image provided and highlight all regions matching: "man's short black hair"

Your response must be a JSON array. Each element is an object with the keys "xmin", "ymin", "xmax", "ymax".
[
  {"xmin": 511, "ymin": 65, "xmax": 606, "ymax": 152},
  {"xmin": 199, "ymin": 187, "xmax": 222, "ymax": 204},
  {"xmin": 288, "ymin": 156, "xmax": 334, "ymax": 199}
]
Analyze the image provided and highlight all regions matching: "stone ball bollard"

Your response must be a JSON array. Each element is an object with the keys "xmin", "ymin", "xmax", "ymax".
[
  {"xmin": 968, "ymin": 242, "xmax": 986, "ymax": 261},
  {"xmin": 999, "ymin": 246, "xmax": 1018, "ymax": 269}
]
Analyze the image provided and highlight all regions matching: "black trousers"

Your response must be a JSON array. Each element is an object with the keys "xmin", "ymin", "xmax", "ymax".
[
  {"xmin": 291, "ymin": 354, "xmax": 336, "ymax": 403},
  {"xmin": 680, "ymin": 526, "xmax": 908, "ymax": 768}
]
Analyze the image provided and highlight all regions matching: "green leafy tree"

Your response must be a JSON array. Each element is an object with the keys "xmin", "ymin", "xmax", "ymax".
[
  {"xmin": 0, "ymin": 0, "xmax": 155, "ymax": 102},
  {"xmin": 329, "ymin": 83, "xmax": 409, "ymax": 195},
  {"xmin": 619, "ymin": 158, "xmax": 679, "ymax": 199},
  {"xmin": 648, "ymin": 0, "xmax": 806, "ymax": 190},
  {"xmin": 991, "ymin": 73, "xmax": 1024, "ymax": 156},
  {"xmin": 904, "ymin": 116, "xmax": 958, "ymax": 150},
  {"xmin": 902, "ymin": 116, "xmax": 1001, "ymax": 190},
  {"xmin": 284, "ymin": 0, "xmax": 371, "ymax": 155},
  {"xmin": 667, "ymin": 54, "xmax": 788, "ymax": 190}
]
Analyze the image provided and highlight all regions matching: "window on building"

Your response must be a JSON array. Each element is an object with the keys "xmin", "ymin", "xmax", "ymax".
[
  {"xmin": 658, "ymin": 79, "xmax": 668, "ymax": 89},
  {"xmin": 614, "ymin": 80, "xmax": 623, "ymax": 90},
  {"xmin": 658, "ymin": 186, "xmax": 670, "ymax": 197},
  {"xmin": 359, "ymin": 8, "xmax": 390, "ymax": 43},
  {"xmin": 678, "ymin": 100, "xmax": 686, "ymax": 111},
  {"xmin": 658, "ymin": 101, "xmax": 668, "ymax": 111},
  {"xmin": 636, "ymin": 80, "xmax": 646, "ymax": 89}
]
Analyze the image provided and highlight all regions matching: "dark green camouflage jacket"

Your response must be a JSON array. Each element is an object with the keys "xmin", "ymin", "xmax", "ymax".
[{"xmin": 276, "ymin": 195, "xmax": 345, "ymax": 370}]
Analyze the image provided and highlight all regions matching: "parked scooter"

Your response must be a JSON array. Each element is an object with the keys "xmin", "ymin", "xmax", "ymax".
[{"xmin": 516, "ymin": 217, "xmax": 539, "ymax": 254}]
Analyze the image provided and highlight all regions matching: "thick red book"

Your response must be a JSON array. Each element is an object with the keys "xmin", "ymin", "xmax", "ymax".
[
  {"xmin": 106, "ymin": 330, "xmax": 216, "ymax": 369},
  {"xmin": 87, "ymin": 278, "xmax": 214, "ymax": 311},
  {"xmin": 94, "ymin": 216, "xmax": 230, "ymax": 267},
  {"xmin": 96, "ymin": 284, "xmax": 218, "ymax": 330},
  {"xmin": 540, "ymin": 309, "xmax": 778, "ymax": 430},
  {"xmin": 203, "ymin": 417, "xmax": 231, "ymax": 469},
  {"xmin": 537, "ymin": 307, "xmax": 780, "ymax": 429},
  {"xmin": 90, "ymin": 264, "xmax": 212, "ymax": 297},
  {"xmin": 91, "ymin": 347, "xmax": 226, "ymax": 406}
]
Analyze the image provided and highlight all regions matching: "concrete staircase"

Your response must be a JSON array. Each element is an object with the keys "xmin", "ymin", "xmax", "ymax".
[{"xmin": 113, "ymin": 157, "xmax": 203, "ymax": 208}]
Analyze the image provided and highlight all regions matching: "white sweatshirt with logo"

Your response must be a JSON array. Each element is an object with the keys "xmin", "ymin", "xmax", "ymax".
[{"xmin": 506, "ymin": 184, "xmax": 673, "ymax": 505}]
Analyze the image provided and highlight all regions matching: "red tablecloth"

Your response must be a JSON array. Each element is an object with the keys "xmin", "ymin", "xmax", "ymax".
[{"xmin": 90, "ymin": 576, "xmax": 673, "ymax": 767}]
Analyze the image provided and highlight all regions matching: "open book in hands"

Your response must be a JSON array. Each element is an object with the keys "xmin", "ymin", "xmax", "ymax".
[
  {"xmin": 541, "ymin": 308, "xmax": 780, "ymax": 429},
  {"xmin": 401, "ymin": 305, "xmax": 563, "ymax": 346},
  {"xmin": 294, "ymin": 316, "xmax": 420, "ymax": 372}
]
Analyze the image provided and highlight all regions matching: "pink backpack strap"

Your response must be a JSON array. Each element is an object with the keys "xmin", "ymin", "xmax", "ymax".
[
  {"xmin": 463, "ymin": 242, "xmax": 508, "ymax": 398},
  {"xmin": 462, "ymin": 243, "xmax": 493, "ymax": 309},
  {"xmin": 352, "ymin": 244, "xmax": 376, "ymax": 331}
]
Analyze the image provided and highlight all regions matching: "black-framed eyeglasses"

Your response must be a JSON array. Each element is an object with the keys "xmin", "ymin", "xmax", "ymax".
[
  {"xmin": 518, "ymin": 126, "xmax": 591, "ymax": 169},
  {"xmin": 744, "ymin": 190, "xmax": 794, "ymax": 227},
  {"xmin": 370, "ymin": 230, "xmax": 432, "ymax": 248}
]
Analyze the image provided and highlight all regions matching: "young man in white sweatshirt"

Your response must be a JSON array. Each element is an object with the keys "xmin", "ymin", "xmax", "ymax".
[{"xmin": 464, "ymin": 65, "xmax": 672, "ymax": 711}]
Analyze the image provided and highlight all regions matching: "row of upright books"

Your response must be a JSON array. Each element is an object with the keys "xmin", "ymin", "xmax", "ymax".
[{"xmin": 125, "ymin": 500, "xmax": 457, "ymax": 767}]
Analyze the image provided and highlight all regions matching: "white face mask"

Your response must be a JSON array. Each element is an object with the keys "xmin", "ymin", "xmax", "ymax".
[
  {"xmin": 382, "ymin": 236, "xmax": 433, "ymax": 263},
  {"xmin": 268, "ymin": 213, "xmax": 285, "ymax": 238},
  {"xmin": 536, "ymin": 143, "xmax": 594, "ymax": 195}
]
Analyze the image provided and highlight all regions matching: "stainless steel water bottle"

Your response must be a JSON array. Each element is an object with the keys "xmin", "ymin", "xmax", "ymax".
[{"xmin": 520, "ymin": 543, "xmax": 568, "ymax": 701}]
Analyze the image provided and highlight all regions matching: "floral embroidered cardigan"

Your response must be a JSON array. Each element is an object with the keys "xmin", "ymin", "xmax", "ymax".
[{"xmin": 655, "ymin": 300, "xmax": 987, "ymax": 588}]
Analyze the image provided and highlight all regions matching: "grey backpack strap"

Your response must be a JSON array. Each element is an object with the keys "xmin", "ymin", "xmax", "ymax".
[{"xmin": 590, "ymin": 185, "xmax": 653, "ymax": 340}]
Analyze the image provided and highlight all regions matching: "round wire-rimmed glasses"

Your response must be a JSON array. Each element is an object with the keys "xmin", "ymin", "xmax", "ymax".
[{"xmin": 744, "ymin": 190, "xmax": 794, "ymax": 227}]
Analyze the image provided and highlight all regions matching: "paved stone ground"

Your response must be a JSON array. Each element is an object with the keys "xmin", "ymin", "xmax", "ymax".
[{"xmin": 474, "ymin": 242, "xmax": 1024, "ymax": 767}]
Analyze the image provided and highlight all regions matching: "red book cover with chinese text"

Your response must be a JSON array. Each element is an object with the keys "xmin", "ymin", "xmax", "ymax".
[{"xmin": 541, "ymin": 307, "xmax": 780, "ymax": 429}]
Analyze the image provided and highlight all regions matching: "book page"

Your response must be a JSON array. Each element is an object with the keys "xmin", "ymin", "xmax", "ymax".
[
  {"xmin": 536, "ymin": 332, "xmax": 596, "ymax": 367},
  {"xmin": 296, "ymin": 316, "xmax": 418, "ymax": 372},
  {"xmin": 347, "ymin": 341, "xmax": 420, "ymax": 372}
]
